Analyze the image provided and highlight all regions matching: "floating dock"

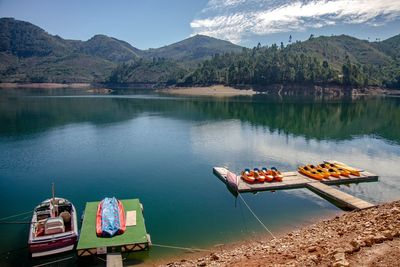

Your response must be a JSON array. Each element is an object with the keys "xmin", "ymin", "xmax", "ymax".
[
  {"xmin": 77, "ymin": 198, "xmax": 151, "ymax": 258},
  {"xmin": 306, "ymin": 182, "xmax": 374, "ymax": 210},
  {"xmin": 214, "ymin": 161, "xmax": 378, "ymax": 210}
]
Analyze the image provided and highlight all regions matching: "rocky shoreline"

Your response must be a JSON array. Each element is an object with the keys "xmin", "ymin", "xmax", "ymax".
[
  {"xmin": 160, "ymin": 200, "xmax": 400, "ymax": 267},
  {"xmin": 243, "ymin": 84, "xmax": 400, "ymax": 96}
]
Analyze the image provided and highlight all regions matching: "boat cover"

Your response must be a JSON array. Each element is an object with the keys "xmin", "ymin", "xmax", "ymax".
[
  {"xmin": 226, "ymin": 171, "xmax": 238, "ymax": 191},
  {"xmin": 96, "ymin": 197, "xmax": 126, "ymax": 237}
]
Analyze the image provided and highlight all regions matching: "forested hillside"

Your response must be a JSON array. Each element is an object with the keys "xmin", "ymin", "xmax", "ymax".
[
  {"xmin": 0, "ymin": 17, "xmax": 399, "ymax": 88},
  {"xmin": 179, "ymin": 36, "xmax": 400, "ymax": 88}
]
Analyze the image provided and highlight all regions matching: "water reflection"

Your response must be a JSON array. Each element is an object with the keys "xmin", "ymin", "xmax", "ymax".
[{"xmin": 0, "ymin": 92, "xmax": 399, "ymax": 144}]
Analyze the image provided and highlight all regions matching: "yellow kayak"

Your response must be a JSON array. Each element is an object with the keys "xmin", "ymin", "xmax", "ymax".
[
  {"xmin": 324, "ymin": 163, "xmax": 351, "ymax": 177},
  {"xmin": 318, "ymin": 163, "xmax": 341, "ymax": 178},
  {"xmin": 327, "ymin": 162, "xmax": 361, "ymax": 176},
  {"xmin": 307, "ymin": 164, "xmax": 330, "ymax": 179},
  {"xmin": 298, "ymin": 166, "xmax": 324, "ymax": 180}
]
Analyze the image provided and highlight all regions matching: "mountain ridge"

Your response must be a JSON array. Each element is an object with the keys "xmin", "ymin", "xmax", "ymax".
[
  {"xmin": 0, "ymin": 18, "xmax": 243, "ymax": 60},
  {"xmin": 0, "ymin": 17, "xmax": 399, "ymax": 87},
  {"xmin": 143, "ymin": 34, "xmax": 243, "ymax": 63},
  {"xmin": 0, "ymin": 17, "xmax": 244, "ymax": 82}
]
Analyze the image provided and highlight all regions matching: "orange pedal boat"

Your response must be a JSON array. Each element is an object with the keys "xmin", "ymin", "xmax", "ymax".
[
  {"xmin": 270, "ymin": 167, "xmax": 283, "ymax": 182},
  {"xmin": 261, "ymin": 167, "xmax": 274, "ymax": 182},
  {"xmin": 253, "ymin": 168, "xmax": 266, "ymax": 183},
  {"xmin": 241, "ymin": 168, "xmax": 256, "ymax": 183}
]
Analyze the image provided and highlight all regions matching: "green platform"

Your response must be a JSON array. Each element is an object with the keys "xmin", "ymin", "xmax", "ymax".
[{"xmin": 77, "ymin": 198, "xmax": 150, "ymax": 256}]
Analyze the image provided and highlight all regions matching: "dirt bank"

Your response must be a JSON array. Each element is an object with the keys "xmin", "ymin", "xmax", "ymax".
[
  {"xmin": 159, "ymin": 85, "xmax": 256, "ymax": 96},
  {"xmin": 160, "ymin": 200, "xmax": 400, "ymax": 267}
]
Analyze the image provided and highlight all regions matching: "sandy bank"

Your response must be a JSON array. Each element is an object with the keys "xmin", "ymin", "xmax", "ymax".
[
  {"xmin": 159, "ymin": 85, "xmax": 256, "ymax": 97},
  {"xmin": 159, "ymin": 200, "xmax": 400, "ymax": 267}
]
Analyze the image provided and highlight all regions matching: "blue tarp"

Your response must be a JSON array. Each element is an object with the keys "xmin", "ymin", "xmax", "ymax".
[{"xmin": 100, "ymin": 197, "xmax": 121, "ymax": 237}]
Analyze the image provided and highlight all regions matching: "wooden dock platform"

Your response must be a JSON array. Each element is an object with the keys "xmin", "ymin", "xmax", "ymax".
[{"xmin": 213, "ymin": 161, "xmax": 378, "ymax": 210}]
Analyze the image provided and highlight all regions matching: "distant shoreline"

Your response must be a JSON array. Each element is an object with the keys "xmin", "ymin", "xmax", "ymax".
[
  {"xmin": 0, "ymin": 82, "xmax": 114, "ymax": 94},
  {"xmin": 0, "ymin": 82, "xmax": 92, "ymax": 89},
  {"xmin": 158, "ymin": 85, "xmax": 257, "ymax": 96},
  {"xmin": 1, "ymin": 82, "xmax": 399, "ymax": 96}
]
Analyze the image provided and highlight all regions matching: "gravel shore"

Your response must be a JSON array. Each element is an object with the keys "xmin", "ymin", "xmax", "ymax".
[{"xmin": 160, "ymin": 200, "xmax": 400, "ymax": 267}]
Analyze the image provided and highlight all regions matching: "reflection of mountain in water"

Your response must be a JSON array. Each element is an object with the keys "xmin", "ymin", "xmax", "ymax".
[{"xmin": 0, "ymin": 92, "xmax": 399, "ymax": 143}]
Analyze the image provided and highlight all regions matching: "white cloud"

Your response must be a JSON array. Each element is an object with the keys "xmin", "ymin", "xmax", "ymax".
[{"xmin": 191, "ymin": 0, "xmax": 400, "ymax": 43}]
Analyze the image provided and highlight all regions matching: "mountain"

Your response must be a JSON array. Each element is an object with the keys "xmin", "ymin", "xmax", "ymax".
[
  {"xmin": 78, "ymin": 34, "xmax": 142, "ymax": 62},
  {"xmin": 374, "ymin": 34, "xmax": 400, "ymax": 60},
  {"xmin": 0, "ymin": 18, "xmax": 244, "ymax": 83},
  {"xmin": 0, "ymin": 17, "xmax": 70, "ymax": 57},
  {"xmin": 0, "ymin": 17, "xmax": 398, "ymax": 87},
  {"xmin": 143, "ymin": 34, "xmax": 243, "ymax": 63}
]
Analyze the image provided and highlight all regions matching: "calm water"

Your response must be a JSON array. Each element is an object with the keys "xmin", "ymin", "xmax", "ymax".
[{"xmin": 0, "ymin": 89, "xmax": 399, "ymax": 266}]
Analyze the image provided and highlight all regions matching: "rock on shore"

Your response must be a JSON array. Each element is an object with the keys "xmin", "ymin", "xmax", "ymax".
[{"xmin": 160, "ymin": 200, "xmax": 400, "ymax": 267}]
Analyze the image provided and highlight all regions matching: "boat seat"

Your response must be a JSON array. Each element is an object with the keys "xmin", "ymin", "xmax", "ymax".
[
  {"xmin": 36, "ymin": 210, "xmax": 51, "ymax": 221},
  {"xmin": 60, "ymin": 211, "xmax": 71, "ymax": 224},
  {"xmin": 45, "ymin": 217, "xmax": 65, "ymax": 235}
]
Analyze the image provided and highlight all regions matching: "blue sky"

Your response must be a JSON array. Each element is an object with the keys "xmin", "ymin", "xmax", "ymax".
[{"xmin": 1, "ymin": 0, "xmax": 399, "ymax": 49}]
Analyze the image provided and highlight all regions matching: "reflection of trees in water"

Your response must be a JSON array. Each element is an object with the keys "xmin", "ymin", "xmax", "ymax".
[
  {"xmin": 0, "ymin": 95, "xmax": 399, "ymax": 143},
  {"xmin": 0, "ymin": 97, "xmax": 144, "ymax": 136},
  {"xmin": 188, "ymin": 96, "xmax": 400, "ymax": 143}
]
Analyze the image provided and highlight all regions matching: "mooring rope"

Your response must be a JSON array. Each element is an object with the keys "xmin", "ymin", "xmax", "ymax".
[
  {"xmin": 152, "ymin": 243, "xmax": 212, "ymax": 252},
  {"xmin": 237, "ymin": 193, "xmax": 276, "ymax": 239},
  {"xmin": 0, "ymin": 221, "xmax": 31, "ymax": 225},
  {"xmin": 0, "ymin": 211, "xmax": 32, "ymax": 221},
  {"xmin": 32, "ymin": 256, "xmax": 73, "ymax": 267},
  {"xmin": 96, "ymin": 256, "xmax": 107, "ymax": 262}
]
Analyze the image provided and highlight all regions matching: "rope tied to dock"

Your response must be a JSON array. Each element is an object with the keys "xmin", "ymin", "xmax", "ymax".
[
  {"xmin": 32, "ymin": 256, "xmax": 74, "ymax": 267},
  {"xmin": 0, "ymin": 221, "xmax": 31, "ymax": 225},
  {"xmin": 237, "ymin": 193, "xmax": 276, "ymax": 239},
  {"xmin": 152, "ymin": 243, "xmax": 212, "ymax": 252},
  {"xmin": 0, "ymin": 210, "xmax": 32, "ymax": 222}
]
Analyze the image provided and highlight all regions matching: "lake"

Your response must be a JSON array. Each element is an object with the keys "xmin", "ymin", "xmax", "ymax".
[{"xmin": 0, "ymin": 89, "xmax": 399, "ymax": 266}]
